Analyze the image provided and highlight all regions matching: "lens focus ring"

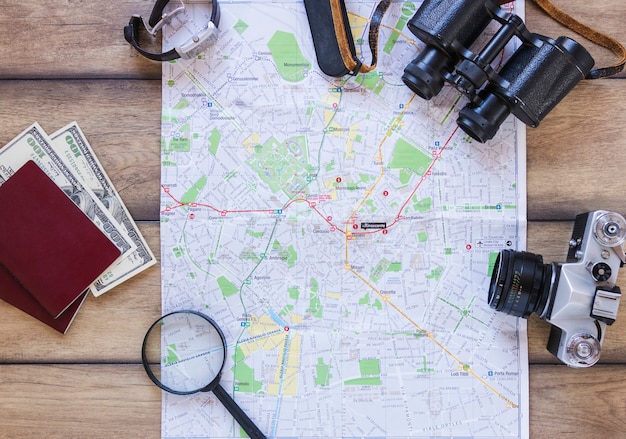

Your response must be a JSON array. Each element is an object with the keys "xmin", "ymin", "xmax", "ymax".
[{"xmin": 488, "ymin": 249, "xmax": 552, "ymax": 318}]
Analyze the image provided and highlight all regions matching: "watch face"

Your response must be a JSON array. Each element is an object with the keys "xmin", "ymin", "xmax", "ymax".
[
  {"xmin": 177, "ymin": 22, "xmax": 218, "ymax": 59},
  {"xmin": 126, "ymin": 0, "xmax": 220, "ymax": 61}
]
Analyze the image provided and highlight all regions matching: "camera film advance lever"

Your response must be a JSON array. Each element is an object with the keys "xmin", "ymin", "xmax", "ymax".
[
  {"xmin": 124, "ymin": 0, "xmax": 220, "ymax": 61},
  {"xmin": 488, "ymin": 211, "xmax": 625, "ymax": 368}
]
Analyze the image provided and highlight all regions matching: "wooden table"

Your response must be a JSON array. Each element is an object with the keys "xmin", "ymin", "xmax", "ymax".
[{"xmin": 0, "ymin": 1, "xmax": 624, "ymax": 437}]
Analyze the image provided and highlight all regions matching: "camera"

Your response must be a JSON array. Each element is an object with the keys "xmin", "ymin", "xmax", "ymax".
[
  {"xmin": 402, "ymin": 0, "xmax": 595, "ymax": 142},
  {"xmin": 488, "ymin": 211, "xmax": 625, "ymax": 367}
]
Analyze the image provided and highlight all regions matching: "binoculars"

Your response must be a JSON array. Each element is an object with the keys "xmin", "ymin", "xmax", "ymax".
[{"xmin": 402, "ymin": 0, "xmax": 595, "ymax": 142}]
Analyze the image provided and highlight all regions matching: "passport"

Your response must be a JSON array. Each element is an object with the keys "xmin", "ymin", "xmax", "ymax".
[
  {"xmin": 0, "ymin": 264, "xmax": 88, "ymax": 333},
  {"xmin": 0, "ymin": 160, "xmax": 121, "ymax": 326}
]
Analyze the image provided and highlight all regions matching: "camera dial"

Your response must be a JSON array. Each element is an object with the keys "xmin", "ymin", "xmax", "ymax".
[
  {"xmin": 566, "ymin": 333, "xmax": 601, "ymax": 367},
  {"xmin": 593, "ymin": 211, "xmax": 626, "ymax": 247},
  {"xmin": 589, "ymin": 262, "xmax": 612, "ymax": 282},
  {"xmin": 487, "ymin": 211, "xmax": 624, "ymax": 367}
]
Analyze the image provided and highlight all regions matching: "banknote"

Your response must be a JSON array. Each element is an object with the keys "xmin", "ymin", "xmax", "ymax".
[
  {"xmin": 0, "ymin": 124, "xmax": 135, "ymax": 276},
  {"xmin": 50, "ymin": 122, "xmax": 157, "ymax": 296}
]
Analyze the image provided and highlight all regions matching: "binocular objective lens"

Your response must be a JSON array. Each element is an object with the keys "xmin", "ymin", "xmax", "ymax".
[
  {"xmin": 457, "ymin": 93, "xmax": 511, "ymax": 143},
  {"xmin": 488, "ymin": 249, "xmax": 553, "ymax": 318},
  {"xmin": 402, "ymin": 46, "xmax": 455, "ymax": 100}
]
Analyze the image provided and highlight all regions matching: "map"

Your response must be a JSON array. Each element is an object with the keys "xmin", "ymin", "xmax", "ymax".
[{"xmin": 159, "ymin": 1, "xmax": 528, "ymax": 438}]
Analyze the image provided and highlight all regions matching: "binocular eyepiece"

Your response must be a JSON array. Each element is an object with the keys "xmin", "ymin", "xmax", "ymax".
[{"xmin": 402, "ymin": 0, "xmax": 595, "ymax": 143}]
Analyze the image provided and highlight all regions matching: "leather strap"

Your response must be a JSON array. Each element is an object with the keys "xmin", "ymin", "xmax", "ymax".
[
  {"xmin": 530, "ymin": 0, "xmax": 626, "ymax": 78},
  {"xmin": 329, "ymin": 0, "xmax": 510, "ymax": 76},
  {"xmin": 329, "ymin": 0, "xmax": 624, "ymax": 79},
  {"xmin": 149, "ymin": 0, "xmax": 178, "ymax": 29},
  {"xmin": 124, "ymin": 15, "xmax": 180, "ymax": 61},
  {"xmin": 124, "ymin": 0, "xmax": 220, "ymax": 62},
  {"xmin": 330, "ymin": 0, "xmax": 391, "ymax": 75}
]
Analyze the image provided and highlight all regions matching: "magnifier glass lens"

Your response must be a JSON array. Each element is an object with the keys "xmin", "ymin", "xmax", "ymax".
[{"xmin": 143, "ymin": 311, "xmax": 226, "ymax": 394}]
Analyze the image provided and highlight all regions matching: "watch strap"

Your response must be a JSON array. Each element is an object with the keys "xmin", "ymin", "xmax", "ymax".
[
  {"xmin": 149, "ymin": 0, "xmax": 174, "ymax": 28},
  {"xmin": 124, "ymin": 0, "xmax": 220, "ymax": 62},
  {"xmin": 124, "ymin": 15, "xmax": 180, "ymax": 62}
]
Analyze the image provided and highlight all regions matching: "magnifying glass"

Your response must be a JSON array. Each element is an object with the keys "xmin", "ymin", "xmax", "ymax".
[{"xmin": 142, "ymin": 310, "xmax": 266, "ymax": 439}]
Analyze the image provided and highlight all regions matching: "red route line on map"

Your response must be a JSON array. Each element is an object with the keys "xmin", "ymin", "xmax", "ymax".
[
  {"xmin": 161, "ymin": 189, "xmax": 346, "ymax": 233},
  {"xmin": 377, "ymin": 126, "xmax": 456, "ymax": 231},
  {"xmin": 160, "ymin": 127, "xmax": 456, "ymax": 235},
  {"xmin": 160, "ymin": 4, "xmax": 522, "ymax": 409},
  {"xmin": 160, "ymin": 122, "xmax": 518, "ymax": 408},
  {"xmin": 160, "ymin": 76, "xmax": 519, "ymax": 408}
]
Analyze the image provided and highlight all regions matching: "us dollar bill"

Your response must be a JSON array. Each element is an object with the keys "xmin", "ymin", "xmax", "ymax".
[
  {"xmin": 50, "ymin": 122, "xmax": 157, "ymax": 296},
  {"xmin": 0, "ymin": 124, "xmax": 135, "ymax": 274}
]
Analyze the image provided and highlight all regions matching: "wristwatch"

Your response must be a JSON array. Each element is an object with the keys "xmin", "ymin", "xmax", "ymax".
[{"xmin": 124, "ymin": 0, "xmax": 220, "ymax": 61}]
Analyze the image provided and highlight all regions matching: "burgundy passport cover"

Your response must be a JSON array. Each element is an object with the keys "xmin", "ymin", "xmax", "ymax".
[
  {"xmin": 0, "ymin": 264, "xmax": 87, "ymax": 333},
  {"xmin": 0, "ymin": 160, "xmax": 121, "ymax": 321}
]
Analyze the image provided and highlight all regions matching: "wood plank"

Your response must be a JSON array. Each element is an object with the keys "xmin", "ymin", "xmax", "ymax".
[
  {"xmin": 2, "ymin": 221, "xmax": 625, "ymax": 364},
  {"xmin": 0, "ymin": 222, "xmax": 161, "ymax": 364},
  {"xmin": 2, "ymin": 77, "xmax": 626, "ymax": 223},
  {"xmin": 0, "ymin": 1, "xmax": 161, "ymax": 79},
  {"xmin": 529, "ymin": 364, "xmax": 626, "ymax": 436},
  {"xmin": 0, "ymin": 79, "xmax": 161, "ymax": 221},
  {"xmin": 0, "ymin": 365, "xmax": 161, "ymax": 439},
  {"xmin": 0, "ymin": 364, "xmax": 625, "ymax": 438},
  {"xmin": 0, "ymin": 1, "xmax": 623, "ymax": 80},
  {"xmin": 526, "ymin": 79, "xmax": 626, "ymax": 220}
]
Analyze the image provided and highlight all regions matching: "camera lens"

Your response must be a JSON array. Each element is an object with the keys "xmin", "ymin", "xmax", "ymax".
[{"xmin": 488, "ymin": 250, "xmax": 553, "ymax": 318}]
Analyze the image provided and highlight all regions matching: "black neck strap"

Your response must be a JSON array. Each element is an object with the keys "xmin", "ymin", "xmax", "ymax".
[{"xmin": 124, "ymin": 0, "xmax": 220, "ymax": 62}]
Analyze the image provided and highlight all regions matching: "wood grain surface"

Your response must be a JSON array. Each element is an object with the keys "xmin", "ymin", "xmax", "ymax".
[{"xmin": 1, "ymin": 0, "xmax": 625, "ymax": 437}]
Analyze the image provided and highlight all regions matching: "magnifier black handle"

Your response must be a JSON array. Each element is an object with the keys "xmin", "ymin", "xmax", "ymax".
[{"xmin": 212, "ymin": 384, "xmax": 267, "ymax": 439}]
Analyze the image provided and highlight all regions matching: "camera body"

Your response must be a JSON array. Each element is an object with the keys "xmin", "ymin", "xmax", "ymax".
[{"xmin": 488, "ymin": 211, "xmax": 625, "ymax": 367}]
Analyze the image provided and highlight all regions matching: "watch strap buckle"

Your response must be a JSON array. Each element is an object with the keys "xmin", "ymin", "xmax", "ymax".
[
  {"xmin": 143, "ymin": 1, "xmax": 186, "ymax": 36},
  {"xmin": 124, "ymin": 0, "xmax": 220, "ymax": 62}
]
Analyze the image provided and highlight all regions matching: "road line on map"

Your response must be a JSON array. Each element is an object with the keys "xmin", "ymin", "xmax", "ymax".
[
  {"xmin": 342, "ymin": 125, "xmax": 518, "ymax": 409},
  {"xmin": 160, "ymin": 104, "xmax": 519, "ymax": 410},
  {"xmin": 345, "ymin": 265, "xmax": 518, "ymax": 409},
  {"xmin": 346, "ymin": 95, "xmax": 417, "ymax": 228},
  {"xmin": 184, "ymin": 70, "xmax": 244, "ymax": 132}
]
